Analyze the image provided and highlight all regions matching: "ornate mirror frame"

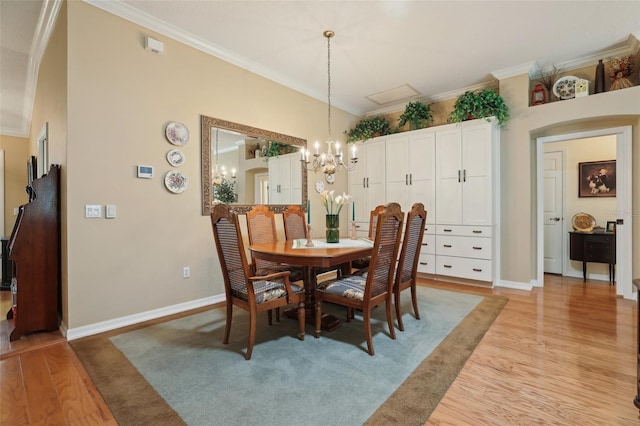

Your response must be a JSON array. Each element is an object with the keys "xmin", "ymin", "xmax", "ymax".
[{"xmin": 201, "ymin": 115, "xmax": 308, "ymax": 215}]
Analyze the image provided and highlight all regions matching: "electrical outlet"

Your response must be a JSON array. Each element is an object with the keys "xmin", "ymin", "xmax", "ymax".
[{"xmin": 183, "ymin": 267, "xmax": 190, "ymax": 278}]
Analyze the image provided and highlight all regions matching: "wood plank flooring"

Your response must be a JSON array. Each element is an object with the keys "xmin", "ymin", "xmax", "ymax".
[{"xmin": 1, "ymin": 275, "xmax": 638, "ymax": 425}]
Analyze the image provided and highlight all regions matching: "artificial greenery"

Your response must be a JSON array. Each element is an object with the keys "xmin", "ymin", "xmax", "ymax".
[
  {"xmin": 263, "ymin": 140, "xmax": 297, "ymax": 161},
  {"xmin": 447, "ymin": 89, "xmax": 510, "ymax": 127},
  {"xmin": 398, "ymin": 101, "xmax": 433, "ymax": 130},
  {"xmin": 344, "ymin": 116, "xmax": 393, "ymax": 142},
  {"xmin": 213, "ymin": 179, "xmax": 238, "ymax": 204}
]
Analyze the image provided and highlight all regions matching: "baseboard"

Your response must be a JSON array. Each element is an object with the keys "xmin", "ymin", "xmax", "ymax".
[
  {"xmin": 496, "ymin": 280, "xmax": 533, "ymax": 291},
  {"xmin": 66, "ymin": 294, "xmax": 225, "ymax": 340}
]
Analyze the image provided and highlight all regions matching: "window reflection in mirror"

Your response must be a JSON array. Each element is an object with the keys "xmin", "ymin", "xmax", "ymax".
[{"xmin": 201, "ymin": 115, "xmax": 308, "ymax": 215}]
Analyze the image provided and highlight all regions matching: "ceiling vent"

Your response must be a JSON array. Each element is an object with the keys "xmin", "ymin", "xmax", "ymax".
[{"xmin": 366, "ymin": 84, "xmax": 419, "ymax": 105}]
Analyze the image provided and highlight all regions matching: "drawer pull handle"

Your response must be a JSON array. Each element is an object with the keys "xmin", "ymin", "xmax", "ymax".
[
  {"xmin": 422, "ymin": 243, "xmax": 428, "ymax": 246},
  {"xmin": 443, "ymin": 265, "xmax": 452, "ymax": 268},
  {"xmin": 443, "ymin": 229, "xmax": 452, "ymax": 232},
  {"xmin": 473, "ymin": 268, "xmax": 482, "ymax": 272},
  {"xmin": 355, "ymin": 225, "xmax": 361, "ymax": 229},
  {"xmin": 473, "ymin": 246, "xmax": 482, "ymax": 250},
  {"xmin": 443, "ymin": 244, "xmax": 452, "ymax": 248},
  {"xmin": 472, "ymin": 230, "xmax": 482, "ymax": 234},
  {"xmin": 419, "ymin": 262, "xmax": 428, "ymax": 265}
]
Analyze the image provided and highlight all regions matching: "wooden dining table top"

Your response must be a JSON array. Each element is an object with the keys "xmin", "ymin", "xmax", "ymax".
[{"xmin": 249, "ymin": 240, "xmax": 373, "ymax": 269}]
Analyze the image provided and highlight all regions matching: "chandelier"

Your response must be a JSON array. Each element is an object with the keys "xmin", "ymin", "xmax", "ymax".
[
  {"xmin": 212, "ymin": 129, "xmax": 238, "ymax": 203},
  {"xmin": 301, "ymin": 30, "xmax": 357, "ymax": 176}
]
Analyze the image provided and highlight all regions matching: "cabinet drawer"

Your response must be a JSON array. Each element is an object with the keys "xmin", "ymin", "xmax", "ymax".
[
  {"xmin": 435, "ymin": 235, "xmax": 492, "ymax": 260},
  {"xmin": 420, "ymin": 234, "xmax": 436, "ymax": 255},
  {"xmin": 417, "ymin": 253, "xmax": 435, "ymax": 274},
  {"xmin": 436, "ymin": 225, "xmax": 492, "ymax": 237},
  {"xmin": 436, "ymin": 256, "xmax": 492, "ymax": 281},
  {"xmin": 424, "ymin": 225, "xmax": 435, "ymax": 235}
]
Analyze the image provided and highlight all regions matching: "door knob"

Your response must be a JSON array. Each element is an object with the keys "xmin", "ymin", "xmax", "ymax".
[{"xmin": 550, "ymin": 217, "xmax": 561, "ymax": 221}]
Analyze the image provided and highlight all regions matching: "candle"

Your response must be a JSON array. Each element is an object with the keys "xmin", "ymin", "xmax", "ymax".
[
  {"xmin": 307, "ymin": 199, "xmax": 311, "ymax": 224},
  {"xmin": 352, "ymin": 201, "xmax": 355, "ymax": 221}
]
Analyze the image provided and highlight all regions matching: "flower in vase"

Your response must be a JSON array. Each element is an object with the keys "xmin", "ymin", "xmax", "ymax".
[{"xmin": 319, "ymin": 190, "xmax": 351, "ymax": 215}]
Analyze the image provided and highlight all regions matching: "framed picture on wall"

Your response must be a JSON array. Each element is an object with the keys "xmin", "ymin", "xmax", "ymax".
[
  {"xmin": 606, "ymin": 221, "xmax": 616, "ymax": 233},
  {"xmin": 578, "ymin": 160, "xmax": 616, "ymax": 197}
]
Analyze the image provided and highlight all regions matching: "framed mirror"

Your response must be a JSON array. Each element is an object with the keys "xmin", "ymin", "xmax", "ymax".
[{"xmin": 201, "ymin": 115, "xmax": 308, "ymax": 215}]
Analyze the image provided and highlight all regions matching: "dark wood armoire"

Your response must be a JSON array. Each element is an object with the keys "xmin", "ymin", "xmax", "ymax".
[{"xmin": 6, "ymin": 164, "xmax": 61, "ymax": 341}]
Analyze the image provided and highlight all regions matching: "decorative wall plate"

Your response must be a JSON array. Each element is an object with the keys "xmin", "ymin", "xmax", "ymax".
[
  {"xmin": 165, "ymin": 121, "xmax": 190, "ymax": 145},
  {"xmin": 552, "ymin": 76, "xmax": 578, "ymax": 100},
  {"xmin": 166, "ymin": 149, "xmax": 185, "ymax": 167},
  {"xmin": 164, "ymin": 170, "xmax": 188, "ymax": 193},
  {"xmin": 315, "ymin": 179, "xmax": 325, "ymax": 193},
  {"xmin": 572, "ymin": 212, "xmax": 596, "ymax": 232}
]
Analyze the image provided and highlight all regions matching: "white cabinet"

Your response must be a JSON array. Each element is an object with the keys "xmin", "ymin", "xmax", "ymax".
[
  {"xmin": 436, "ymin": 120, "xmax": 493, "ymax": 226},
  {"xmin": 349, "ymin": 138, "xmax": 386, "ymax": 228},
  {"xmin": 434, "ymin": 119, "xmax": 499, "ymax": 284},
  {"xmin": 268, "ymin": 152, "xmax": 302, "ymax": 204},
  {"xmin": 385, "ymin": 129, "xmax": 436, "ymax": 225}
]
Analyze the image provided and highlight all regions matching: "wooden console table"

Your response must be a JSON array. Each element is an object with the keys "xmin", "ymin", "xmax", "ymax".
[{"xmin": 569, "ymin": 231, "xmax": 616, "ymax": 284}]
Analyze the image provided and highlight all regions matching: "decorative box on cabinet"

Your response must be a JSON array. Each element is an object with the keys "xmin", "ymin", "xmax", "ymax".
[{"xmin": 6, "ymin": 165, "xmax": 61, "ymax": 341}]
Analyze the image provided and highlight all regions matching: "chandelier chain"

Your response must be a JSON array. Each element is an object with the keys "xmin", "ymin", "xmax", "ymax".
[{"xmin": 327, "ymin": 33, "xmax": 331, "ymax": 138}]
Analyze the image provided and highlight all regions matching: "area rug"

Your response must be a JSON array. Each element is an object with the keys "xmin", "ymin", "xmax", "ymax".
[{"xmin": 71, "ymin": 287, "xmax": 507, "ymax": 426}]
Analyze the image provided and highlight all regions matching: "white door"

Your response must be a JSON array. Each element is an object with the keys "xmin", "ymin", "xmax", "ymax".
[
  {"xmin": 543, "ymin": 151, "xmax": 564, "ymax": 274},
  {"xmin": 435, "ymin": 128, "xmax": 462, "ymax": 224}
]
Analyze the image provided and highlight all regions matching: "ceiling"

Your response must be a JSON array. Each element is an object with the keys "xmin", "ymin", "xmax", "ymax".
[{"xmin": 2, "ymin": 0, "xmax": 639, "ymax": 138}]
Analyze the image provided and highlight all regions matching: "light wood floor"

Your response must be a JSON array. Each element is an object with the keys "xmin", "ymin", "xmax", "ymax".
[{"xmin": 1, "ymin": 275, "xmax": 638, "ymax": 425}]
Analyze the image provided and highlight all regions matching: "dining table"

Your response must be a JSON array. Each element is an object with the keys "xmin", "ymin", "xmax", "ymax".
[{"xmin": 249, "ymin": 238, "xmax": 373, "ymax": 331}]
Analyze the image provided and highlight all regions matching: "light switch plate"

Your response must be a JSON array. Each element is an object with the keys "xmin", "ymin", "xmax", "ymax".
[
  {"xmin": 85, "ymin": 204, "xmax": 101, "ymax": 218},
  {"xmin": 106, "ymin": 204, "xmax": 116, "ymax": 218}
]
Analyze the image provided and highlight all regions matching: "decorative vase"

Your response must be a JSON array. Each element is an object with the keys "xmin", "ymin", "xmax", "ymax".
[
  {"xmin": 325, "ymin": 214, "xmax": 339, "ymax": 243},
  {"xmin": 595, "ymin": 59, "xmax": 605, "ymax": 93}
]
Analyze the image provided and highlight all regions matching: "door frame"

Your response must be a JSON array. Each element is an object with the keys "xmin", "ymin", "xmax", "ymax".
[{"xmin": 536, "ymin": 126, "xmax": 633, "ymax": 299}]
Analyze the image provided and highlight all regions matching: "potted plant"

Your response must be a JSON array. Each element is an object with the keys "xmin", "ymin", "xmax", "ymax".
[
  {"xmin": 398, "ymin": 101, "xmax": 432, "ymax": 130},
  {"xmin": 344, "ymin": 116, "xmax": 393, "ymax": 142},
  {"xmin": 447, "ymin": 89, "xmax": 510, "ymax": 127}
]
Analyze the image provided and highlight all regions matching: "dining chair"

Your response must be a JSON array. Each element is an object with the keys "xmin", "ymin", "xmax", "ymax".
[
  {"xmin": 246, "ymin": 204, "xmax": 304, "ymax": 282},
  {"xmin": 351, "ymin": 204, "xmax": 385, "ymax": 271},
  {"xmin": 210, "ymin": 204, "xmax": 305, "ymax": 360},
  {"xmin": 282, "ymin": 205, "xmax": 341, "ymax": 279},
  {"xmin": 393, "ymin": 203, "xmax": 427, "ymax": 331},
  {"xmin": 314, "ymin": 202, "xmax": 404, "ymax": 356},
  {"xmin": 282, "ymin": 205, "xmax": 307, "ymax": 241}
]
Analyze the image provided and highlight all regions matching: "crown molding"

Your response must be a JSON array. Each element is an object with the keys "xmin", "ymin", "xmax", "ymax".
[{"xmin": 491, "ymin": 61, "xmax": 537, "ymax": 81}]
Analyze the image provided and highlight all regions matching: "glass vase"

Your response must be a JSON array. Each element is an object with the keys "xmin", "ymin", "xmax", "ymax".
[{"xmin": 325, "ymin": 214, "xmax": 339, "ymax": 243}]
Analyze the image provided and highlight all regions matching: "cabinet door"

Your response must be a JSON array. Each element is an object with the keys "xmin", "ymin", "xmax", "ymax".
[
  {"xmin": 365, "ymin": 139, "xmax": 387, "ymax": 213},
  {"xmin": 386, "ymin": 134, "xmax": 410, "ymax": 210},
  {"xmin": 436, "ymin": 128, "xmax": 462, "ymax": 224},
  {"xmin": 408, "ymin": 131, "xmax": 436, "ymax": 225},
  {"xmin": 290, "ymin": 154, "xmax": 302, "ymax": 204},
  {"xmin": 462, "ymin": 123, "xmax": 492, "ymax": 226},
  {"xmin": 349, "ymin": 141, "xmax": 369, "ymax": 222}
]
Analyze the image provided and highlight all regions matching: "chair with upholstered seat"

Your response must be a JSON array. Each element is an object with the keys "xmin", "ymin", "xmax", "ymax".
[
  {"xmin": 393, "ymin": 203, "xmax": 427, "ymax": 331},
  {"xmin": 314, "ymin": 202, "xmax": 404, "ymax": 356},
  {"xmin": 210, "ymin": 204, "xmax": 305, "ymax": 360},
  {"xmin": 246, "ymin": 205, "xmax": 304, "ymax": 282}
]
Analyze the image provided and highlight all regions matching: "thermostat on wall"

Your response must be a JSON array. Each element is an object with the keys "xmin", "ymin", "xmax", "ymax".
[{"xmin": 137, "ymin": 165, "xmax": 154, "ymax": 178}]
